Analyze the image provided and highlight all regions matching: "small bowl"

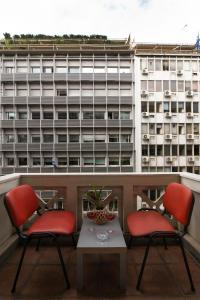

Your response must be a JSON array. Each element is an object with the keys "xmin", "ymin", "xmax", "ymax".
[{"xmin": 96, "ymin": 231, "xmax": 109, "ymax": 241}]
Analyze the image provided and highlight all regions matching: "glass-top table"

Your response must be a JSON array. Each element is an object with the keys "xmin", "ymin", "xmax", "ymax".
[{"xmin": 77, "ymin": 216, "xmax": 127, "ymax": 290}]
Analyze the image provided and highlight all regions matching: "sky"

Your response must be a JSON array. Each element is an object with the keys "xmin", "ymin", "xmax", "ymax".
[{"xmin": 0, "ymin": 0, "xmax": 200, "ymax": 44}]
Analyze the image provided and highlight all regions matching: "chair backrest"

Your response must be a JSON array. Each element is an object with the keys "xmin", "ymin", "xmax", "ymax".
[
  {"xmin": 163, "ymin": 182, "xmax": 194, "ymax": 226},
  {"xmin": 5, "ymin": 184, "xmax": 39, "ymax": 228}
]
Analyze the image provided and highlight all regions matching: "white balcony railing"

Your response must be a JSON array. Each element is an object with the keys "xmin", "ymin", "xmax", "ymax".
[{"xmin": 0, "ymin": 172, "xmax": 200, "ymax": 261}]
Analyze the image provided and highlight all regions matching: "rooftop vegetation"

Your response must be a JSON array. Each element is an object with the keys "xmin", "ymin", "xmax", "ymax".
[{"xmin": 0, "ymin": 33, "xmax": 127, "ymax": 46}]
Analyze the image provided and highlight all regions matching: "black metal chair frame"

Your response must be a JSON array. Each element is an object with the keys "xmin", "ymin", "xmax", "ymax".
[
  {"xmin": 4, "ymin": 200, "xmax": 76, "ymax": 293},
  {"xmin": 128, "ymin": 200, "xmax": 195, "ymax": 292}
]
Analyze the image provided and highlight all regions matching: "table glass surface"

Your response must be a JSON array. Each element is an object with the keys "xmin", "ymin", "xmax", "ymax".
[{"xmin": 77, "ymin": 217, "xmax": 126, "ymax": 249}]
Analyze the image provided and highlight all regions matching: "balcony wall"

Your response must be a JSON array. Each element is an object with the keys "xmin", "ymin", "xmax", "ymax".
[{"xmin": 0, "ymin": 172, "xmax": 200, "ymax": 262}]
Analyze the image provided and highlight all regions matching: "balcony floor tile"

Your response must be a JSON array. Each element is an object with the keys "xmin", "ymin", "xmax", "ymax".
[{"xmin": 0, "ymin": 244, "xmax": 199, "ymax": 299}]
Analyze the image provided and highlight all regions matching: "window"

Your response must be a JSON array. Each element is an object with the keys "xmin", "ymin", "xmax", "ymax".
[
  {"xmin": 150, "ymin": 145, "xmax": 155, "ymax": 156},
  {"xmin": 120, "ymin": 67, "xmax": 130, "ymax": 73},
  {"xmin": 83, "ymin": 135, "xmax": 93, "ymax": 143},
  {"xmin": 109, "ymin": 157, "xmax": 119, "ymax": 166},
  {"xmin": 17, "ymin": 67, "xmax": 27, "ymax": 73},
  {"xmin": 6, "ymin": 112, "xmax": 15, "ymax": 120},
  {"xmin": 95, "ymin": 135, "xmax": 106, "ymax": 143},
  {"xmin": 7, "ymin": 157, "xmax": 14, "ymax": 166},
  {"xmin": 121, "ymin": 157, "xmax": 130, "ymax": 165},
  {"xmin": 31, "ymin": 67, "xmax": 40, "ymax": 73},
  {"xmin": 171, "ymin": 102, "xmax": 177, "ymax": 113},
  {"xmin": 178, "ymin": 102, "xmax": 184, "ymax": 113},
  {"xmin": 6, "ymin": 134, "xmax": 14, "ymax": 143},
  {"xmin": 32, "ymin": 157, "xmax": 41, "ymax": 166},
  {"xmin": 107, "ymin": 67, "xmax": 118, "ymax": 73},
  {"xmin": 69, "ymin": 157, "xmax": 79, "ymax": 165},
  {"xmin": 83, "ymin": 112, "xmax": 93, "ymax": 119},
  {"xmin": 44, "ymin": 157, "xmax": 52, "ymax": 166},
  {"xmin": 69, "ymin": 67, "xmax": 79, "ymax": 73},
  {"xmin": 69, "ymin": 134, "xmax": 79, "ymax": 142},
  {"xmin": 82, "ymin": 67, "xmax": 93, "ymax": 73},
  {"xmin": 109, "ymin": 134, "xmax": 119, "ymax": 142},
  {"xmin": 5, "ymin": 67, "xmax": 14, "ymax": 73},
  {"xmin": 32, "ymin": 135, "xmax": 40, "ymax": 143},
  {"xmin": 83, "ymin": 157, "xmax": 94, "ymax": 165},
  {"xmin": 43, "ymin": 134, "xmax": 53, "ymax": 143},
  {"xmin": 148, "ymin": 59, "xmax": 154, "ymax": 71},
  {"xmin": 95, "ymin": 157, "xmax": 105, "ymax": 166},
  {"xmin": 18, "ymin": 157, "xmax": 27, "ymax": 166},
  {"xmin": 148, "ymin": 80, "xmax": 154, "ymax": 92},
  {"xmin": 120, "ymin": 112, "xmax": 130, "ymax": 119},
  {"xmin": 108, "ymin": 112, "xmax": 119, "ymax": 119},
  {"xmin": 43, "ymin": 67, "xmax": 53, "ymax": 73},
  {"xmin": 163, "ymin": 102, "xmax": 169, "ymax": 112},
  {"xmin": 56, "ymin": 67, "xmax": 67, "ymax": 73},
  {"xmin": 94, "ymin": 67, "xmax": 105, "ymax": 73},
  {"xmin": 32, "ymin": 112, "xmax": 40, "ymax": 119},
  {"xmin": 121, "ymin": 134, "xmax": 131, "ymax": 142},
  {"xmin": 18, "ymin": 134, "xmax": 27, "ymax": 143},
  {"xmin": 69, "ymin": 112, "xmax": 79, "ymax": 119},
  {"xmin": 58, "ymin": 134, "xmax": 67, "ymax": 143},
  {"xmin": 57, "ymin": 89, "xmax": 67, "ymax": 96},
  {"xmin": 163, "ymin": 60, "xmax": 169, "ymax": 71},
  {"xmin": 185, "ymin": 81, "xmax": 191, "ymax": 91},
  {"xmin": 94, "ymin": 112, "xmax": 104, "ymax": 119},
  {"xmin": 178, "ymin": 81, "xmax": 184, "ymax": 92},
  {"xmin": 142, "ymin": 145, "xmax": 148, "ymax": 156},
  {"xmin": 172, "ymin": 145, "xmax": 178, "ymax": 156},
  {"xmin": 155, "ymin": 59, "xmax": 161, "ymax": 71},
  {"xmin": 58, "ymin": 112, "xmax": 67, "ymax": 119},
  {"xmin": 58, "ymin": 157, "xmax": 67, "ymax": 166},
  {"xmin": 43, "ymin": 112, "xmax": 53, "ymax": 119},
  {"xmin": 157, "ymin": 145, "xmax": 163, "ymax": 156},
  {"xmin": 193, "ymin": 102, "xmax": 199, "ymax": 113},
  {"xmin": 19, "ymin": 112, "xmax": 27, "ymax": 119},
  {"xmin": 156, "ymin": 80, "xmax": 162, "ymax": 92}
]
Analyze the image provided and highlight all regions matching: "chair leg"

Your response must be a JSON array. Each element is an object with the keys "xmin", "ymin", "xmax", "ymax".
[
  {"xmin": 128, "ymin": 236, "xmax": 133, "ymax": 249},
  {"xmin": 179, "ymin": 237, "xmax": 195, "ymax": 292},
  {"xmin": 163, "ymin": 237, "xmax": 168, "ymax": 250},
  {"xmin": 71, "ymin": 234, "xmax": 76, "ymax": 249},
  {"xmin": 136, "ymin": 238, "xmax": 151, "ymax": 291},
  {"xmin": 54, "ymin": 237, "xmax": 70, "ymax": 289},
  {"xmin": 11, "ymin": 239, "xmax": 29, "ymax": 293},
  {"xmin": 35, "ymin": 238, "xmax": 40, "ymax": 251}
]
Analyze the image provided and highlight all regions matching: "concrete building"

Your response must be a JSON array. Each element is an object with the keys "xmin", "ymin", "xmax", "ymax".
[{"xmin": 0, "ymin": 38, "xmax": 200, "ymax": 174}]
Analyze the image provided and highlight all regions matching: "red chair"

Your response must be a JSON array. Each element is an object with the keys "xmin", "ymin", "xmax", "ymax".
[
  {"xmin": 4, "ymin": 184, "xmax": 76, "ymax": 293},
  {"xmin": 127, "ymin": 182, "xmax": 195, "ymax": 291}
]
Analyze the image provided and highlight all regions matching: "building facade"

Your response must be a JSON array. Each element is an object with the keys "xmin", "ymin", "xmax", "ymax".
[
  {"xmin": 0, "ymin": 39, "xmax": 135, "ymax": 174},
  {"xmin": 0, "ymin": 40, "xmax": 200, "ymax": 174}
]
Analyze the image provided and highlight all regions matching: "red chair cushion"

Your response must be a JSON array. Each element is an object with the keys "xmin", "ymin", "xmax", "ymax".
[
  {"xmin": 127, "ymin": 210, "xmax": 175, "ymax": 237},
  {"xmin": 5, "ymin": 184, "xmax": 39, "ymax": 227},
  {"xmin": 163, "ymin": 182, "xmax": 193, "ymax": 225},
  {"xmin": 27, "ymin": 210, "xmax": 75, "ymax": 236}
]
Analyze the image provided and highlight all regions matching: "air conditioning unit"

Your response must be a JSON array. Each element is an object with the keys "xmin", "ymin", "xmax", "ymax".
[
  {"xmin": 141, "ymin": 90, "xmax": 148, "ymax": 97},
  {"xmin": 192, "ymin": 71, "xmax": 198, "ymax": 76},
  {"xmin": 143, "ymin": 134, "xmax": 150, "ymax": 140},
  {"xmin": 186, "ymin": 112, "xmax": 193, "ymax": 118},
  {"xmin": 186, "ymin": 90, "xmax": 194, "ymax": 97},
  {"xmin": 165, "ymin": 134, "xmax": 172, "ymax": 140},
  {"xmin": 164, "ymin": 90, "xmax": 171, "ymax": 97},
  {"xmin": 177, "ymin": 70, "xmax": 183, "ymax": 76},
  {"xmin": 188, "ymin": 157, "xmax": 194, "ymax": 163},
  {"xmin": 142, "ymin": 157, "xmax": 149, "ymax": 163},
  {"xmin": 166, "ymin": 157, "xmax": 173, "ymax": 163},
  {"xmin": 187, "ymin": 134, "xmax": 194, "ymax": 140},
  {"xmin": 142, "ymin": 68, "xmax": 148, "ymax": 75},
  {"xmin": 165, "ymin": 112, "xmax": 172, "ymax": 118},
  {"xmin": 142, "ymin": 112, "xmax": 149, "ymax": 117}
]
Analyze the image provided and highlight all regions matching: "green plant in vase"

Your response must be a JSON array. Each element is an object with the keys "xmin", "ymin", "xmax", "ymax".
[{"xmin": 84, "ymin": 186, "xmax": 115, "ymax": 224}]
